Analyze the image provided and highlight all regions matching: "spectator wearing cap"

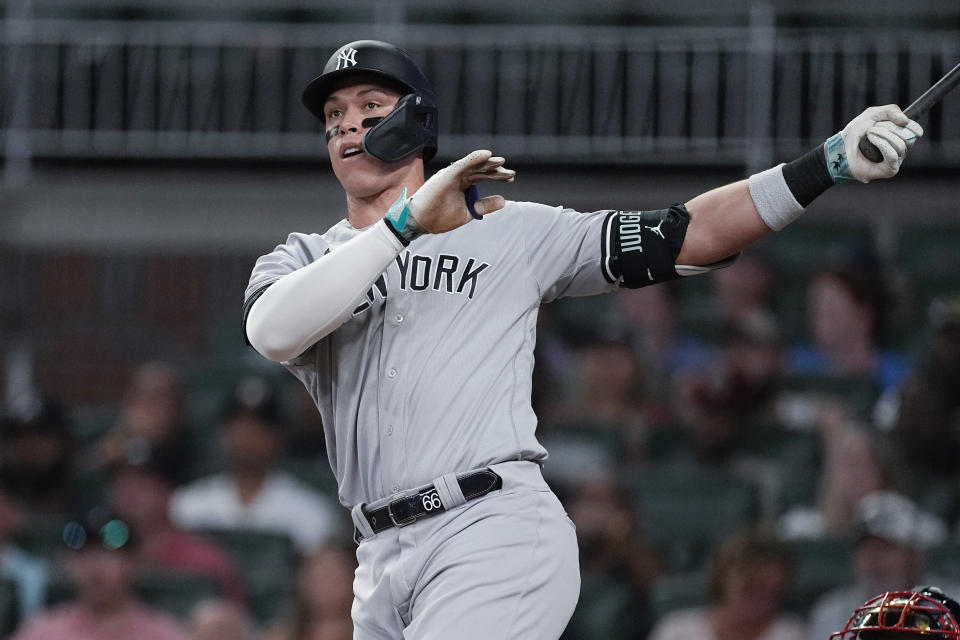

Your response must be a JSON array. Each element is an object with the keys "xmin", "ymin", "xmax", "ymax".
[
  {"xmin": 0, "ymin": 396, "xmax": 77, "ymax": 515},
  {"xmin": 10, "ymin": 506, "xmax": 189, "ymax": 640},
  {"xmin": 169, "ymin": 376, "xmax": 342, "ymax": 555},
  {"xmin": 806, "ymin": 491, "xmax": 960, "ymax": 640},
  {"xmin": 108, "ymin": 455, "xmax": 246, "ymax": 603}
]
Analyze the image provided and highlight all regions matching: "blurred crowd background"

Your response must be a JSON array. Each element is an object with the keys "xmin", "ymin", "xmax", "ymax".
[{"xmin": 2, "ymin": 1, "xmax": 960, "ymax": 639}]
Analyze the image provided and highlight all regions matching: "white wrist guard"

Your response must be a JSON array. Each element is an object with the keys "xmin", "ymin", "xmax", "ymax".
[{"xmin": 747, "ymin": 164, "xmax": 804, "ymax": 232}]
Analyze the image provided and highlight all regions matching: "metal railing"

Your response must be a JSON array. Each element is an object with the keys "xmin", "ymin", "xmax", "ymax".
[{"xmin": 2, "ymin": 18, "xmax": 959, "ymax": 172}]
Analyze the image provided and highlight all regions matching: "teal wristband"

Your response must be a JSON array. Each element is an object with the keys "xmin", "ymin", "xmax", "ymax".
[
  {"xmin": 824, "ymin": 132, "xmax": 856, "ymax": 184},
  {"xmin": 383, "ymin": 188, "xmax": 425, "ymax": 245}
]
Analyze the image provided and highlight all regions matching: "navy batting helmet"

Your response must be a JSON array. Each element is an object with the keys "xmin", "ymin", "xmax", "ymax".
[{"xmin": 302, "ymin": 40, "xmax": 438, "ymax": 163}]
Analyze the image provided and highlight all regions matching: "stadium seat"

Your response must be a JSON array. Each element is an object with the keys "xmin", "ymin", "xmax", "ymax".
[
  {"xmin": 779, "ymin": 373, "xmax": 880, "ymax": 421},
  {"xmin": 198, "ymin": 528, "xmax": 296, "ymax": 623},
  {"xmin": 136, "ymin": 570, "xmax": 222, "ymax": 619},
  {"xmin": 539, "ymin": 422, "xmax": 628, "ymax": 487},
  {"xmin": 630, "ymin": 462, "xmax": 760, "ymax": 572},
  {"xmin": 783, "ymin": 537, "xmax": 852, "ymax": 614},
  {"xmin": 0, "ymin": 578, "xmax": 19, "ymax": 638},
  {"xmin": 562, "ymin": 575, "xmax": 638, "ymax": 640},
  {"xmin": 648, "ymin": 571, "xmax": 708, "ymax": 623}
]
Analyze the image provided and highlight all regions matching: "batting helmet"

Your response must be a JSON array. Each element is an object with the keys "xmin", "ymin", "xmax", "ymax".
[
  {"xmin": 301, "ymin": 40, "xmax": 438, "ymax": 163},
  {"xmin": 829, "ymin": 588, "xmax": 960, "ymax": 640}
]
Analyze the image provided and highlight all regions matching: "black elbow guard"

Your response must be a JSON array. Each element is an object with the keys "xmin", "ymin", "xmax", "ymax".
[{"xmin": 601, "ymin": 204, "xmax": 690, "ymax": 288}]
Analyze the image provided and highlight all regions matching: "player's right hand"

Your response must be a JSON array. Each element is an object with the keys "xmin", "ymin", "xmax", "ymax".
[
  {"xmin": 829, "ymin": 105, "xmax": 923, "ymax": 183},
  {"xmin": 408, "ymin": 150, "xmax": 515, "ymax": 234}
]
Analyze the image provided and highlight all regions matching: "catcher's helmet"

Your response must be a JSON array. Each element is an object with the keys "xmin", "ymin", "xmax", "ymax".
[
  {"xmin": 829, "ymin": 588, "xmax": 960, "ymax": 640},
  {"xmin": 301, "ymin": 40, "xmax": 438, "ymax": 163}
]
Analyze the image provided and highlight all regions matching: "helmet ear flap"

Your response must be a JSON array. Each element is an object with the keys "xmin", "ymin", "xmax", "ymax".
[{"xmin": 362, "ymin": 94, "xmax": 434, "ymax": 163}]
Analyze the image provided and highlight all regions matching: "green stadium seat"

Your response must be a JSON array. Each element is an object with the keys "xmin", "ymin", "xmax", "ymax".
[
  {"xmin": 197, "ymin": 528, "xmax": 296, "ymax": 624},
  {"xmin": 630, "ymin": 463, "xmax": 760, "ymax": 572},
  {"xmin": 783, "ymin": 537, "xmax": 851, "ymax": 615},
  {"xmin": 924, "ymin": 543, "xmax": 960, "ymax": 580},
  {"xmin": 779, "ymin": 373, "xmax": 880, "ymax": 421},
  {"xmin": 562, "ymin": 575, "xmax": 638, "ymax": 640},
  {"xmin": 648, "ymin": 571, "xmax": 708, "ymax": 623},
  {"xmin": 14, "ymin": 514, "xmax": 68, "ymax": 557},
  {"xmin": 136, "ymin": 570, "xmax": 222, "ymax": 619},
  {"xmin": 0, "ymin": 578, "xmax": 19, "ymax": 638}
]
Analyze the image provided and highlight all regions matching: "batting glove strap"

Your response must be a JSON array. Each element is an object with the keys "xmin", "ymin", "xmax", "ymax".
[
  {"xmin": 383, "ymin": 187, "xmax": 425, "ymax": 245},
  {"xmin": 824, "ymin": 131, "xmax": 858, "ymax": 184}
]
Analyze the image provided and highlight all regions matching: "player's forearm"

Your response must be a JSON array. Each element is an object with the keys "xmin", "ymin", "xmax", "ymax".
[
  {"xmin": 678, "ymin": 180, "xmax": 772, "ymax": 265},
  {"xmin": 246, "ymin": 219, "xmax": 404, "ymax": 362}
]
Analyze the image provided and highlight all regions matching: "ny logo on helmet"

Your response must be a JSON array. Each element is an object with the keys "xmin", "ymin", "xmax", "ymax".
[{"xmin": 336, "ymin": 47, "xmax": 358, "ymax": 70}]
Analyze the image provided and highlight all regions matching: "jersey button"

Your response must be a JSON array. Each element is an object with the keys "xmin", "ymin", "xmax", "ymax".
[
  {"xmin": 387, "ymin": 368, "xmax": 398, "ymax": 379},
  {"xmin": 393, "ymin": 313, "xmax": 404, "ymax": 324},
  {"xmin": 386, "ymin": 426, "xmax": 394, "ymax": 436}
]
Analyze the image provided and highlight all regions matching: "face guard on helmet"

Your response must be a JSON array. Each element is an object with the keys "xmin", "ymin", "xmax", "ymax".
[
  {"xmin": 830, "ymin": 588, "xmax": 960, "ymax": 640},
  {"xmin": 302, "ymin": 40, "xmax": 438, "ymax": 163}
]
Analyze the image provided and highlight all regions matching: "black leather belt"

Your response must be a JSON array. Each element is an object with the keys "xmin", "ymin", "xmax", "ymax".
[{"xmin": 357, "ymin": 469, "xmax": 502, "ymax": 540}]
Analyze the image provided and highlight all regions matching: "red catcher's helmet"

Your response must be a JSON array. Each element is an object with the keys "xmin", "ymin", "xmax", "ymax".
[{"xmin": 830, "ymin": 588, "xmax": 960, "ymax": 640}]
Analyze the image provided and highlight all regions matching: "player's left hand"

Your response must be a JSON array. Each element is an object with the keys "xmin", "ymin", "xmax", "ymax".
[
  {"xmin": 408, "ymin": 150, "xmax": 515, "ymax": 234},
  {"xmin": 827, "ymin": 105, "xmax": 923, "ymax": 183}
]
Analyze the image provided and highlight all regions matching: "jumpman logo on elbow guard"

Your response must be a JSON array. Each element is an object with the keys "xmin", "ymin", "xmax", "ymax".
[{"xmin": 645, "ymin": 219, "xmax": 666, "ymax": 239}]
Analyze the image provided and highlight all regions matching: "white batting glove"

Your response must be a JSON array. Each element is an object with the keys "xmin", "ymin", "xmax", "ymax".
[
  {"xmin": 408, "ymin": 150, "xmax": 515, "ymax": 234},
  {"xmin": 825, "ymin": 105, "xmax": 923, "ymax": 184}
]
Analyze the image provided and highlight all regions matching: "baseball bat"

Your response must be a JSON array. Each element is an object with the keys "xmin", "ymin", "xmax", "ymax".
[{"xmin": 858, "ymin": 60, "xmax": 960, "ymax": 162}]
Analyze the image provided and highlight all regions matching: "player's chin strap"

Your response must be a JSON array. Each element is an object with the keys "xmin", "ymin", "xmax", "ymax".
[{"xmin": 601, "ymin": 204, "xmax": 737, "ymax": 288}]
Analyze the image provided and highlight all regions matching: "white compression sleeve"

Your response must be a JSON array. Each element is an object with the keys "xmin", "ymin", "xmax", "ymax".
[{"xmin": 246, "ymin": 219, "xmax": 405, "ymax": 362}]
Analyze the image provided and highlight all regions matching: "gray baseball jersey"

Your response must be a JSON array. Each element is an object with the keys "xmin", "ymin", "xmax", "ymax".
[{"xmin": 244, "ymin": 200, "xmax": 617, "ymax": 508}]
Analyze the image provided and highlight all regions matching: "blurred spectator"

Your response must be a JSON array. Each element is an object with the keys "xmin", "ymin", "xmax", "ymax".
[
  {"xmin": 806, "ymin": 491, "xmax": 955, "ymax": 640},
  {"xmin": 170, "ymin": 376, "xmax": 341, "ymax": 555},
  {"xmin": 263, "ymin": 544, "xmax": 356, "ymax": 640},
  {"xmin": 188, "ymin": 599, "xmax": 256, "ymax": 640},
  {"xmin": 555, "ymin": 332, "xmax": 647, "ymax": 428},
  {"xmin": 561, "ymin": 472, "xmax": 663, "ymax": 640},
  {"xmin": 99, "ymin": 362, "xmax": 196, "ymax": 486},
  {"xmin": 710, "ymin": 249, "xmax": 777, "ymax": 326},
  {"xmin": 674, "ymin": 310, "xmax": 785, "ymax": 466},
  {"xmin": 538, "ymin": 332, "xmax": 651, "ymax": 477},
  {"xmin": 11, "ymin": 506, "xmax": 189, "ymax": 640},
  {"xmin": 893, "ymin": 295, "xmax": 960, "ymax": 493},
  {"xmin": 649, "ymin": 526, "xmax": 805, "ymax": 640},
  {"xmin": 0, "ymin": 481, "xmax": 49, "ymax": 621},
  {"xmin": 790, "ymin": 257, "xmax": 906, "ymax": 394},
  {"xmin": 614, "ymin": 284, "xmax": 715, "ymax": 385},
  {"xmin": 0, "ymin": 396, "xmax": 77, "ymax": 514},
  {"xmin": 779, "ymin": 424, "xmax": 897, "ymax": 541},
  {"xmin": 108, "ymin": 457, "xmax": 246, "ymax": 603}
]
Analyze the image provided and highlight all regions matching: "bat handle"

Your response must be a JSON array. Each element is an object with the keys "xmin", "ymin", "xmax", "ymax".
[
  {"xmin": 856, "ymin": 61, "xmax": 960, "ymax": 164},
  {"xmin": 856, "ymin": 101, "xmax": 922, "ymax": 163},
  {"xmin": 857, "ymin": 133, "xmax": 885, "ymax": 163}
]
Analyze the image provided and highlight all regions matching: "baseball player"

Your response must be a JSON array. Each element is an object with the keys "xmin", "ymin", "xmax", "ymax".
[
  {"xmin": 242, "ymin": 40, "xmax": 922, "ymax": 639},
  {"xmin": 828, "ymin": 587, "xmax": 960, "ymax": 640}
]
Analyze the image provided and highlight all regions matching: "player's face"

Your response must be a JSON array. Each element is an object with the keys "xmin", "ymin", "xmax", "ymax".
[{"xmin": 324, "ymin": 79, "xmax": 414, "ymax": 198}]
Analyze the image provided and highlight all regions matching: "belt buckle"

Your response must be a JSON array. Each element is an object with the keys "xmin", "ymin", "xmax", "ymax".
[{"xmin": 387, "ymin": 495, "xmax": 418, "ymax": 527}]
